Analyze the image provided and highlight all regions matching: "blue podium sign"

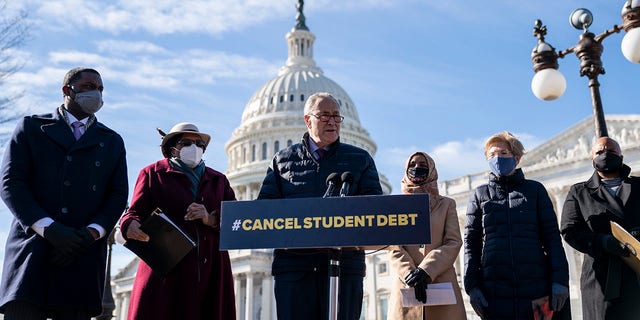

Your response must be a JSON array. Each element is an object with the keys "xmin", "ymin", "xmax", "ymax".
[{"xmin": 220, "ymin": 194, "xmax": 430, "ymax": 250}]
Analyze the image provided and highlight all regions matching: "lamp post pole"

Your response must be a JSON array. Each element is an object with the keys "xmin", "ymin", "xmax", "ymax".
[
  {"xmin": 96, "ymin": 228, "xmax": 116, "ymax": 320},
  {"xmin": 530, "ymin": 2, "xmax": 640, "ymax": 138},
  {"xmin": 556, "ymin": 17, "xmax": 614, "ymax": 138}
]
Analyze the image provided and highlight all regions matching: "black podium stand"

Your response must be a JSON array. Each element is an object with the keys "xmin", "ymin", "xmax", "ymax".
[{"xmin": 220, "ymin": 194, "xmax": 430, "ymax": 320}]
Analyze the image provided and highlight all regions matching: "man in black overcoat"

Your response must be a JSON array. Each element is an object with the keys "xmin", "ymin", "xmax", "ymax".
[
  {"xmin": 0, "ymin": 67, "xmax": 128, "ymax": 319},
  {"xmin": 561, "ymin": 136, "xmax": 640, "ymax": 320}
]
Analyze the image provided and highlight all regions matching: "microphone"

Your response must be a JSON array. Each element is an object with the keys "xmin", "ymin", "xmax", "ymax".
[
  {"xmin": 323, "ymin": 172, "xmax": 341, "ymax": 198},
  {"xmin": 339, "ymin": 171, "xmax": 354, "ymax": 197}
]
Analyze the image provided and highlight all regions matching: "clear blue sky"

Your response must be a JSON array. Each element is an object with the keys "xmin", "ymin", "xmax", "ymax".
[{"xmin": 1, "ymin": 0, "xmax": 638, "ymax": 274}]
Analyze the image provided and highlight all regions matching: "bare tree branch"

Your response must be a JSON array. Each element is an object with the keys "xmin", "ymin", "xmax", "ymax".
[{"xmin": 0, "ymin": 0, "xmax": 31, "ymax": 127}]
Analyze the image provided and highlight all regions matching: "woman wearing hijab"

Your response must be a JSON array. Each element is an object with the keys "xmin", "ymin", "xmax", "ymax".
[
  {"xmin": 387, "ymin": 152, "xmax": 466, "ymax": 320},
  {"xmin": 464, "ymin": 131, "xmax": 570, "ymax": 320},
  {"xmin": 120, "ymin": 122, "xmax": 236, "ymax": 320}
]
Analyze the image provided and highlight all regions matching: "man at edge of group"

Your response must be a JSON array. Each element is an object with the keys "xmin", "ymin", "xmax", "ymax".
[
  {"xmin": 257, "ymin": 92, "xmax": 383, "ymax": 320},
  {"xmin": 561, "ymin": 136, "xmax": 640, "ymax": 320},
  {"xmin": 0, "ymin": 67, "xmax": 128, "ymax": 320}
]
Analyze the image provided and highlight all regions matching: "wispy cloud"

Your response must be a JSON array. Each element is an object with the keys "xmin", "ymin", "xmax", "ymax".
[
  {"xmin": 6, "ymin": 43, "xmax": 280, "ymax": 114},
  {"xmin": 96, "ymin": 40, "xmax": 169, "ymax": 55},
  {"xmin": 13, "ymin": 0, "xmax": 595, "ymax": 40},
  {"xmin": 23, "ymin": 0, "xmax": 531, "ymax": 37},
  {"xmin": 29, "ymin": 1, "xmax": 293, "ymax": 35}
]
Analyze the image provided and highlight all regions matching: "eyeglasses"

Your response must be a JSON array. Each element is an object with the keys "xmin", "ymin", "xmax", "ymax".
[
  {"xmin": 68, "ymin": 84, "xmax": 103, "ymax": 92},
  {"xmin": 486, "ymin": 151, "xmax": 514, "ymax": 159},
  {"xmin": 308, "ymin": 114, "xmax": 345, "ymax": 123},
  {"xmin": 177, "ymin": 139, "xmax": 206, "ymax": 148}
]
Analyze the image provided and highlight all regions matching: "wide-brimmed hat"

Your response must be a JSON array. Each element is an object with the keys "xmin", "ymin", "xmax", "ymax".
[{"xmin": 159, "ymin": 122, "xmax": 211, "ymax": 158}]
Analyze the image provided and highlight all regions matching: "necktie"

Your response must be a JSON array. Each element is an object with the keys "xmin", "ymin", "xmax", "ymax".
[
  {"xmin": 71, "ymin": 121, "xmax": 84, "ymax": 140},
  {"xmin": 316, "ymin": 148, "xmax": 326, "ymax": 160}
]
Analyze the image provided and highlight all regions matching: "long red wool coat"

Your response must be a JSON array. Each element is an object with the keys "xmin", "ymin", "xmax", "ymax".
[{"xmin": 121, "ymin": 159, "xmax": 236, "ymax": 320}]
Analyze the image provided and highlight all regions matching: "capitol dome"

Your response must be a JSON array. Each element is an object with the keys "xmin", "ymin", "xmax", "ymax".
[{"xmin": 225, "ymin": 7, "xmax": 391, "ymax": 199}]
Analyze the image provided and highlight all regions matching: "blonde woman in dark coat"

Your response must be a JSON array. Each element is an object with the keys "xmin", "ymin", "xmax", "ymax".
[
  {"xmin": 464, "ymin": 132, "xmax": 569, "ymax": 320},
  {"xmin": 388, "ymin": 152, "xmax": 466, "ymax": 320}
]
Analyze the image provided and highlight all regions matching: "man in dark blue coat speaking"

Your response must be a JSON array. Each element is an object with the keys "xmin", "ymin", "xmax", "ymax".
[
  {"xmin": 0, "ymin": 67, "xmax": 128, "ymax": 319},
  {"xmin": 258, "ymin": 92, "xmax": 382, "ymax": 320}
]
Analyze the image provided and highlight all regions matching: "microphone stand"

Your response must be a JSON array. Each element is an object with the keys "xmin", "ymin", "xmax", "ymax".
[
  {"xmin": 323, "ymin": 172, "xmax": 343, "ymax": 320},
  {"xmin": 328, "ymin": 247, "xmax": 341, "ymax": 320},
  {"xmin": 328, "ymin": 172, "xmax": 353, "ymax": 320}
]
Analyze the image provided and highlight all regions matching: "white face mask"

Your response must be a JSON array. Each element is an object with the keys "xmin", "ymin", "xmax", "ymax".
[
  {"xmin": 179, "ymin": 145, "xmax": 204, "ymax": 168},
  {"xmin": 74, "ymin": 89, "xmax": 103, "ymax": 114}
]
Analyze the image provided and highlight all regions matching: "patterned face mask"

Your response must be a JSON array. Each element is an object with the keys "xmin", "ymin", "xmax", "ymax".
[{"xmin": 407, "ymin": 166, "xmax": 429, "ymax": 185}]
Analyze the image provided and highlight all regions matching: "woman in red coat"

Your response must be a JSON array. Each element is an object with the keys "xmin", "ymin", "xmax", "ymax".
[{"xmin": 120, "ymin": 122, "xmax": 236, "ymax": 320}]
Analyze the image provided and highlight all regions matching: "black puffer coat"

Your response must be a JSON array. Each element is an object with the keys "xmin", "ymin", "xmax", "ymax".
[
  {"xmin": 258, "ymin": 133, "xmax": 383, "ymax": 275},
  {"xmin": 464, "ymin": 169, "xmax": 569, "ymax": 320}
]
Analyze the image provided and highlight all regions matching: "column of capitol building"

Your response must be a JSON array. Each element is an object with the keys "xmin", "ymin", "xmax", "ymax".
[{"xmin": 439, "ymin": 115, "xmax": 640, "ymax": 320}]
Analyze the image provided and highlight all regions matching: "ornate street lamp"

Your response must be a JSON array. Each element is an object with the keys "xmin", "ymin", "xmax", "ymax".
[{"xmin": 531, "ymin": 0, "xmax": 640, "ymax": 138}]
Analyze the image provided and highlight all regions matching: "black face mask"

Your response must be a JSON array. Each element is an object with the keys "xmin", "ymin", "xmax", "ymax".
[
  {"xmin": 407, "ymin": 166, "xmax": 429, "ymax": 184},
  {"xmin": 593, "ymin": 152, "xmax": 623, "ymax": 174}
]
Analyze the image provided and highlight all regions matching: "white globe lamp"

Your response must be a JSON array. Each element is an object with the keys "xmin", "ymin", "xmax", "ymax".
[
  {"xmin": 531, "ymin": 68, "xmax": 567, "ymax": 101},
  {"xmin": 621, "ymin": 0, "xmax": 640, "ymax": 63},
  {"xmin": 621, "ymin": 28, "xmax": 640, "ymax": 62}
]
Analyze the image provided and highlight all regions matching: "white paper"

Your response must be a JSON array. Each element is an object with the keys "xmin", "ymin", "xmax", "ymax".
[{"xmin": 400, "ymin": 282, "xmax": 457, "ymax": 307}]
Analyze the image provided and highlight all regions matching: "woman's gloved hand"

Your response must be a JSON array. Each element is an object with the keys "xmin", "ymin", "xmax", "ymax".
[
  {"xmin": 404, "ymin": 267, "xmax": 429, "ymax": 287},
  {"xmin": 551, "ymin": 283, "xmax": 569, "ymax": 311},
  {"xmin": 414, "ymin": 281, "xmax": 427, "ymax": 303},
  {"xmin": 469, "ymin": 287, "xmax": 488, "ymax": 318}
]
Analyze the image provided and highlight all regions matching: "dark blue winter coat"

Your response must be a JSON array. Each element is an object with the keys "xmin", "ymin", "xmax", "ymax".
[
  {"xmin": 0, "ymin": 109, "xmax": 128, "ymax": 315},
  {"xmin": 258, "ymin": 132, "xmax": 382, "ymax": 275},
  {"xmin": 464, "ymin": 169, "xmax": 569, "ymax": 320}
]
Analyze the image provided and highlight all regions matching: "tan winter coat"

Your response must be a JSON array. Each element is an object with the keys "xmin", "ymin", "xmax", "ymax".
[{"xmin": 387, "ymin": 152, "xmax": 466, "ymax": 320}]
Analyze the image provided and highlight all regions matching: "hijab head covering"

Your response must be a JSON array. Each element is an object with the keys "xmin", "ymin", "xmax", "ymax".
[{"xmin": 401, "ymin": 151, "xmax": 440, "ymax": 198}]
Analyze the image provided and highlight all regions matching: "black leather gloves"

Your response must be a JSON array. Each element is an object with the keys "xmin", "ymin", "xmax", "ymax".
[
  {"xmin": 44, "ymin": 222, "xmax": 83, "ymax": 252},
  {"xmin": 404, "ymin": 268, "xmax": 430, "ymax": 304},
  {"xmin": 404, "ymin": 267, "xmax": 429, "ymax": 287},
  {"xmin": 601, "ymin": 234, "xmax": 630, "ymax": 257},
  {"xmin": 414, "ymin": 282, "xmax": 427, "ymax": 303},
  {"xmin": 76, "ymin": 227, "xmax": 96, "ymax": 250},
  {"xmin": 469, "ymin": 287, "xmax": 488, "ymax": 318},
  {"xmin": 43, "ymin": 223, "xmax": 95, "ymax": 267},
  {"xmin": 551, "ymin": 283, "xmax": 569, "ymax": 311}
]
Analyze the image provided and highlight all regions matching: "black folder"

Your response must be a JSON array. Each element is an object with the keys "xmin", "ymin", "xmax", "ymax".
[{"xmin": 124, "ymin": 208, "xmax": 196, "ymax": 277}]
